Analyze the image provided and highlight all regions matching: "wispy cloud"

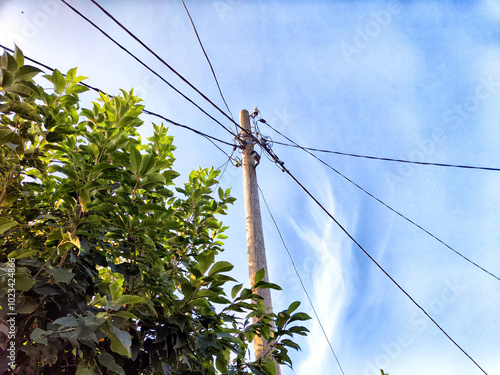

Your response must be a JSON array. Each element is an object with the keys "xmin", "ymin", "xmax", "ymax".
[{"xmin": 283, "ymin": 168, "xmax": 354, "ymax": 374}]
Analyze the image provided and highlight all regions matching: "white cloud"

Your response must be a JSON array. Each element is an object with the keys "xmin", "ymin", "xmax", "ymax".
[{"xmin": 283, "ymin": 169, "xmax": 354, "ymax": 375}]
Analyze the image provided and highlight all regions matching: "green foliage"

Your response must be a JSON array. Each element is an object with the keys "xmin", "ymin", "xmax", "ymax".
[{"xmin": 0, "ymin": 47, "xmax": 310, "ymax": 375}]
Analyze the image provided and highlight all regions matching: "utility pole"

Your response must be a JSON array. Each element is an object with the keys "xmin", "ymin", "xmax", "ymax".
[{"xmin": 240, "ymin": 109, "xmax": 281, "ymax": 374}]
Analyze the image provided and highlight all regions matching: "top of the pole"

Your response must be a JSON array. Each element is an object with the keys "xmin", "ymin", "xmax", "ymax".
[{"xmin": 240, "ymin": 109, "xmax": 250, "ymax": 132}]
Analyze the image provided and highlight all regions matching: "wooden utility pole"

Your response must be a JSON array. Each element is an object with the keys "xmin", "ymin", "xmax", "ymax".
[{"xmin": 240, "ymin": 109, "xmax": 281, "ymax": 374}]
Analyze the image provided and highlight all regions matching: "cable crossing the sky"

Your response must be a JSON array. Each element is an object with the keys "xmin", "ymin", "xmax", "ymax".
[
  {"xmin": 88, "ymin": 0, "xmax": 239, "ymax": 132},
  {"xmin": 60, "ymin": 0, "xmax": 236, "ymax": 137},
  {"xmin": 272, "ymin": 139, "xmax": 500, "ymax": 172},
  {"xmin": 262, "ymin": 147, "xmax": 488, "ymax": 374},
  {"xmin": 0, "ymin": 45, "xmax": 238, "ymax": 165},
  {"xmin": 180, "ymin": 0, "xmax": 235, "ymax": 123},
  {"xmin": 82, "ymin": 0, "xmax": 271, "ymax": 151},
  {"xmin": 261, "ymin": 119, "xmax": 500, "ymax": 283},
  {"xmin": 243, "ymin": 115, "xmax": 489, "ymax": 374},
  {"xmin": 3, "ymin": 15, "xmax": 491, "ymax": 367}
]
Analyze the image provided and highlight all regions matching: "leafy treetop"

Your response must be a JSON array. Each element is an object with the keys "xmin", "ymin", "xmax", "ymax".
[{"xmin": 0, "ymin": 47, "xmax": 310, "ymax": 375}]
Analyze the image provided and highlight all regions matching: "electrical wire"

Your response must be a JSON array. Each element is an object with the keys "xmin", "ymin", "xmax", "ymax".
[
  {"xmin": 271, "ymin": 139, "xmax": 500, "ymax": 172},
  {"xmin": 263, "ymin": 121, "xmax": 500, "ymax": 283},
  {"xmin": 60, "ymin": 0, "xmax": 235, "ymax": 137},
  {"xmin": 258, "ymin": 184, "xmax": 346, "ymax": 375},
  {"xmin": 243, "ymin": 117, "xmax": 488, "ymax": 373},
  {"xmin": 143, "ymin": 109, "xmax": 235, "ymax": 151},
  {"xmin": 88, "ymin": 0, "xmax": 238, "ymax": 130},
  {"xmin": 2, "ymin": 44, "xmax": 487, "ymax": 373},
  {"xmin": 0, "ymin": 45, "xmax": 235, "ymax": 157},
  {"xmin": 83, "ymin": 1, "xmax": 263, "ymax": 148},
  {"xmin": 180, "ymin": 0, "xmax": 235, "ymax": 122},
  {"xmin": 266, "ymin": 156, "xmax": 488, "ymax": 375}
]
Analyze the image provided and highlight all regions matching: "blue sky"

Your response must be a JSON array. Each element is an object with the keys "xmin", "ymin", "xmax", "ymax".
[{"xmin": 2, "ymin": 1, "xmax": 500, "ymax": 374}]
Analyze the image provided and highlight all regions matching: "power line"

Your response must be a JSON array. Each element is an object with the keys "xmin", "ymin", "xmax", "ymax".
[
  {"xmin": 0, "ymin": 45, "xmax": 236, "ymax": 157},
  {"xmin": 59, "ymin": 0, "xmax": 235, "ymax": 137},
  {"xmin": 251, "ymin": 128, "xmax": 488, "ymax": 374},
  {"xmin": 4, "ymin": 41, "xmax": 486, "ymax": 372},
  {"xmin": 266, "ymin": 155, "xmax": 488, "ymax": 375},
  {"xmin": 263, "ymin": 121, "xmax": 500, "ymax": 283},
  {"xmin": 87, "ymin": 0, "xmax": 261, "ymax": 147},
  {"xmin": 143, "ymin": 109, "xmax": 235, "ymax": 150},
  {"xmin": 180, "ymin": 0, "xmax": 235, "ymax": 123},
  {"xmin": 88, "ymin": 0, "xmax": 238, "ymax": 131},
  {"xmin": 272, "ymin": 139, "xmax": 500, "ymax": 172},
  {"xmin": 258, "ymin": 184, "xmax": 346, "ymax": 375}
]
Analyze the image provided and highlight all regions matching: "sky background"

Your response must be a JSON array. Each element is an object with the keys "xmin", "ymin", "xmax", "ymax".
[{"xmin": 2, "ymin": 1, "xmax": 500, "ymax": 374}]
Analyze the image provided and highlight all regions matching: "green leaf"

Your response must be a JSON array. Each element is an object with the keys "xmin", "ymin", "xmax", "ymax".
[
  {"xmin": 138, "ymin": 204, "xmax": 168, "ymax": 213},
  {"xmin": 216, "ymin": 356, "xmax": 228, "ymax": 373},
  {"xmin": 252, "ymin": 280, "xmax": 282, "ymax": 291},
  {"xmin": 53, "ymin": 315, "xmax": 78, "ymax": 328},
  {"xmin": 1, "ymin": 52, "xmax": 17, "ymax": 71},
  {"xmin": 46, "ymin": 267, "xmax": 75, "ymax": 284},
  {"xmin": 66, "ymin": 67, "xmax": 77, "ymax": 83},
  {"xmin": 195, "ymin": 289, "xmax": 220, "ymax": 298},
  {"xmin": 208, "ymin": 261, "xmax": 233, "ymax": 276},
  {"xmin": 52, "ymin": 69, "xmax": 66, "ymax": 94},
  {"xmin": 15, "ymin": 272, "xmax": 36, "ymax": 291},
  {"xmin": 79, "ymin": 189, "xmax": 90, "ymax": 211},
  {"xmin": 231, "ymin": 284, "xmax": 243, "ymax": 299},
  {"xmin": 30, "ymin": 327, "xmax": 48, "ymax": 345},
  {"xmin": 197, "ymin": 250, "xmax": 215, "ymax": 274},
  {"xmin": 164, "ymin": 170, "xmax": 180, "ymax": 180},
  {"xmin": 91, "ymin": 162, "xmax": 116, "ymax": 174},
  {"xmin": 289, "ymin": 312, "xmax": 312, "ymax": 323},
  {"xmin": 262, "ymin": 357, "xmax": 277, "ymax": 375},
  {"xmin": 7, "ymin": 249, "xmax": 38, "ymax": 260},
  {"xmin": 110, "ymin": 280, "xmax": 123, "ymax": 301},
  {"xmin": 111, "ymin": 311, "xmax": 138, "ymax": 320},
  {"xmin": 140, "ymin": 173, "xmax": 166, "ymax": 186},
  {"xmin": 76, "ymin": 363, "xmax": 97, "ymax": 375},
  {"xmin": 114, "ymin": 295, "xmax": 147, "ymax": 305},
  {"xmin": 129, "ymin": 146, "xmax": 141, "ymax": 175},
  {"xmin": 16, "ymin": 295, "xmax": 38, "ymax": 314},
  {"xmin": 76, "ymin": 313, "xmax": 106, "ymax": 340},
  {"xmin": 66, "ymin": 84, "xmax": 89, "ymax": 95},
  {"xmin": 0, "ymin": 69, "xmax": 14, "ymax": 88},
  {"xmin": 281, "ymin": 338, "xmax": 301, "ymax": 351},
  {"xmin": 46, "ymin": 131, "xmax": 65, "ymax": 143},
  {"xmin": 98, "ymin": 352, "xmax": 125, "ymax": 375},
  {"xmin": 248, "ymin": 364, "xmax": 267, "ymax": 375},
  {"xmin": 0, "ymin": 125, "xmax": 16, "ymax": 146},
  {"xmin": 13, "ymin": 45, "xmax": 24, "ymax": 67},
  {"xmin": 14, "ymin": 65, "xmax": 42, "ymax": 81},
  {"xmin": 109, "ymin": 326, "xmax": 132, "ymax": 358},
  {"xmin": 288, "ymin": 325, "xmax": 309, "ymax": 336},
  {"xmin": 139, "ymin": 153, "xmax": 156, "ymax": 176},
  {"xmin": 0, "ymin": 217, "xmax": 18, "ymax": 234},
  {"xmin": 287, "ymin": 301, "xmax": 301, "ymax": 315},
  {"xmin": 254, "ymin": 268, "xmax": 266, "ymax": 284}
]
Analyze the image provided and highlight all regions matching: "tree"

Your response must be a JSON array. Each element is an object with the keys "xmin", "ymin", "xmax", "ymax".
[{"xmin": 0, "ymin": 47, "xmax": 310, "ymax": 375}]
